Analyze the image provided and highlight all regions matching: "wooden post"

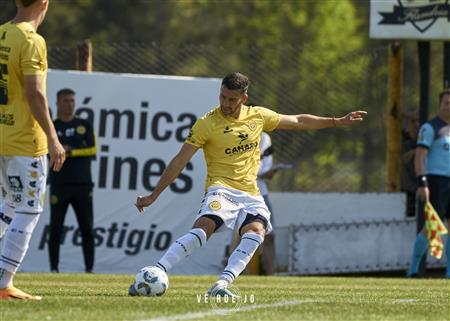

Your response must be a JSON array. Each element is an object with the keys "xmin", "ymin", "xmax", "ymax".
[
  {"xmin": 386, "ymin": 43, "xmax": 403, "ymax": 192},
  {"xmin": 444, "ymin": 42, "xmax": 450, "ymax": 89},
  {"xmin": 418, "ymin": 41, "xmax": 430, "ymax": 126},
  {"xmin": 417, "ymin": 41, "xmax": 431, "ymax": 274},
  {"xmin": 76, "ymin": 39, "xmax": 92, "ymax": 72}
]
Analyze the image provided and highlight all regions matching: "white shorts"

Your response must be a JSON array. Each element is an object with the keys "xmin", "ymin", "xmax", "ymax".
[
  {"xmin": 196, "ymin": 186, "xmax": 273, "ymax": 234},
  {"xmin": 0, "ymin": 156, "xmax": 48, "ymax": 214}
]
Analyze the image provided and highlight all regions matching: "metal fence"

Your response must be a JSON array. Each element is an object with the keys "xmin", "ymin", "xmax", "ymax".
[{"xmin": 47, "ymin": 42, "xmax": 445, "ymax": 192}]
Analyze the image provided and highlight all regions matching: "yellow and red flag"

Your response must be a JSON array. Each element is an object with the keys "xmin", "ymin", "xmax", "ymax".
[{"xmin": 424, "ymin": 202, "xmax": 448, "ymax": 259}]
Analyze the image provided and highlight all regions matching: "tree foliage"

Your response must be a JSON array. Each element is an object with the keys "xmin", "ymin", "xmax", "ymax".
[{"xmin": 0, "ymin": 0, "xmax": 445, "ymax": 192}]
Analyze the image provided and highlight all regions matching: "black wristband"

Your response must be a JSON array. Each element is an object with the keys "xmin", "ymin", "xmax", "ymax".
[{"xmin": 417, "ymin": 175, "xmax": 428, "ymax": 187}]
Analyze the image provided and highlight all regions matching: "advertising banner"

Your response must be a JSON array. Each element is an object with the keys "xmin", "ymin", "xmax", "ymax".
[
  {"xmin": 20, "ymin": 70, "xmax": 231, "ymax": 274},
  {"xmin": 370, "ymin": 0, "xmax": 450, "ymax": 40}
]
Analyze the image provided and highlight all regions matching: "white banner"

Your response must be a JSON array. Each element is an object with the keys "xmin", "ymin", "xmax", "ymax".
[
  {"xmin": 370, "ymin": 0, "xmax": 450, "ymax": 40},
  {"xmin": 20, "ymin": 70, "xmax": 232, "ymax": 274}
]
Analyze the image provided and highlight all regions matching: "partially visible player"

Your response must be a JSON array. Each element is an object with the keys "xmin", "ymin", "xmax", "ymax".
[
  {"xmin": 133, "ymin": 72, "xmax": 367, "ymax": 296},
  {"xmin": 0, "ymin": 0, "xmax": 65, "ymax": 300}
]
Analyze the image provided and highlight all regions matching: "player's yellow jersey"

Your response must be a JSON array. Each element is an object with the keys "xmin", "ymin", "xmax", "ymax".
[
  {"xmin": 186, "ymin": 105, "xmax": 280, "ymax": 195},
  {"xmin": 0, "ymin": 21, "xmax": 48, "ymax": 157}
]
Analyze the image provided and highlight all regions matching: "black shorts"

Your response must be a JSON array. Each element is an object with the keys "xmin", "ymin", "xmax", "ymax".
[{"xmin": 427, "ymin": 175, "xmax": 450, "ymax": 219}]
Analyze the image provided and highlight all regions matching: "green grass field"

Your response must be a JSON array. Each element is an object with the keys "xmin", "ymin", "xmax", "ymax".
[{"xmin": 0, "ymin": 273, "xmax": 448, "ymax": 321}]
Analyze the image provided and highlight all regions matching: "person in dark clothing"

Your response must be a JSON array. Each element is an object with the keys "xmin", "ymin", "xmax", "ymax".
[
  {"xmin": 48, "ymin": 88, "xmax": 97, "ymax": 273},
  {"xmin": 401, "ymin": 109, "xmax": 420, "ymax": 217}
]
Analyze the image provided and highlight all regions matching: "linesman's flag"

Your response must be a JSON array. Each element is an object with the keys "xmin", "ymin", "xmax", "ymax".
[{"xmin": 424, "ymin": 202, "xmax": 448, "ymax": 259}]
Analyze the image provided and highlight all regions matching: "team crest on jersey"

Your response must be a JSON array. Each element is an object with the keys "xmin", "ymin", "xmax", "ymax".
[
  {"xmin": 208, "ymin": 201, "xmax": 221, "ymax": 211},
  {"xmin": 76, "ymin": 125, "xmax": 86, "ymax": 135},
  {"xmin": 245, "ymin": 121, "xmax": 257, "ymax": 131}
]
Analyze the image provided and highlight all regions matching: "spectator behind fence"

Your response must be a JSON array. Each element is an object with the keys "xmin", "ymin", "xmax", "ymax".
[
  {"xmin": 406, "ymin": 89, "xmax": 450, "ymax": 278},
  {"xmin": 48, "ymin": 88, "xmax": 97, "ymax": 273},
  {"xmin": 401, "ymin": 109, "xmax": 420, "ymax": 217},
  {"xmin": 0, "ymin": 0, "xmax": 66, "ymax": 301}
]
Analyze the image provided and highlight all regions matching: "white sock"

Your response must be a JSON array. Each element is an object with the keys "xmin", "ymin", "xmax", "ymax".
[
  {"xmin": 156, "ymin": 228, "xmax": 207, "ymax": 272},
  {"xmin": 0, "ymin": 268, "xmax": 13, "ymax": 288},
  {"xmin": 0, "ymin": 213, "xmax": 40, "ymax": 274},
  {"xmin": 220, "ymin": 232, "xmax": 263, "ymax": 283},
  {"xmin": 0, "ymin": 203, "xmax": 15, "ymax": 239}
]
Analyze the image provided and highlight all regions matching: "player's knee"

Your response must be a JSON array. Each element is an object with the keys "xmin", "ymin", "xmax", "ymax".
[
  {"xmin": 240, "ymin": 222, "xmax": 265, "ymax": 238},
  {"xmin": 192, "ymin": 216, "xmax": 219, "ymax": 239}
]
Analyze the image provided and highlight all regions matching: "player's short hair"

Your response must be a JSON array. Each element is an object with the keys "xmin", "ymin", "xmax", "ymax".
[
  {"xmin": 57, "ymin": 88, "xmax": 76, "ymax": 100},
  {"xmin": 20, "ymin": 0, "xmax": 40, "ymax": 7},
  {"xmin": 222, "ymin": 72, "xmax": 250, "ymax": 94},
  {"xmin": 439, "ymin": 89, "xmax": 450, "ymax": 103}
]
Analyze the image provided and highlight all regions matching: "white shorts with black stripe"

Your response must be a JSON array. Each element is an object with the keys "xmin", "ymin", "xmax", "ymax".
[{"xmin": 196, "ymin": 186, "xmax": 273, "ymax": 234}]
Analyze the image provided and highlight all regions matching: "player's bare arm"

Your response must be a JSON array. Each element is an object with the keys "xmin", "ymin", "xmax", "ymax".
[
  {"xmin": 135, "ymin": 143, "xmax": 199, "ymax": 213},
  {"xmin": 24, "ymin": 74, "xmax": 65, "ymax": 171},
  {"xmin": 277, "ymin": 110, "xmax": 367, "ymax": 130},
  {"xmin": 414, "ymin": 146, "xmax": 429, "ymax": 202}
]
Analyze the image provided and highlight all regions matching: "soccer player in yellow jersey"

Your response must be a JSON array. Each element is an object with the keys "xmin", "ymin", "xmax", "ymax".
[
  {"xmin": 0, "ymin": 0, "xmax": 65, "ymax": 300},
  {"xmin": 132, "ymin": 72, "xmax": 367, "ymax": 297}
]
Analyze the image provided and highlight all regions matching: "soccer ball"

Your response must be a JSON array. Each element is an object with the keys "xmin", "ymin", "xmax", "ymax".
[{"xmin": 132, "ymin": 266, "xmax": 169, "ymax": 296}]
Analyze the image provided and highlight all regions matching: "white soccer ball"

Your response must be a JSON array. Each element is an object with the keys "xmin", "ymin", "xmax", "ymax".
[{"xmin": 133, "ymin": 266, "xmax": 169, "ymax": 296}]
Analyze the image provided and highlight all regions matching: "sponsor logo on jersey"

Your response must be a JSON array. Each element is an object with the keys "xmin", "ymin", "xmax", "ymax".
[
  {"xmin": 237, "ymin": 132, "xmax": 248, "ymax": 144},
  {"xmin": 76, "ymin": 125, "xmax": 86, "ymax": 135},
  {"xmin": 208, "ymin": 200, "xmax": 222, "ymax": 211},
  {"xmin": 225, "ymin": 141, "xmax": 258, "ymax": 156},
  {"xmin": 27, "ymin": 200, "xmax": 35, "ymax": 207}
]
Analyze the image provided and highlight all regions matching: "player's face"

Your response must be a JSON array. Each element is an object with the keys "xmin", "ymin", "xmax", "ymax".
[
  {"xmin": 57, "ymin": 94, "xmax": 75, "ymax": 118},
  {"xmin": 219, "ymin": 86, "xmax": 248, "ymax": 118}
]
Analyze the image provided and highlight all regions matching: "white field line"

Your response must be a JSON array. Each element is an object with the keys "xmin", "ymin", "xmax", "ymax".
[
  {"xmin": 390, "ymin": 299, "xmax": 418, "ymax": 304},
  {"xmin": 139, "ymin": 299, "xmax": 315, "ymax": 321}
]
